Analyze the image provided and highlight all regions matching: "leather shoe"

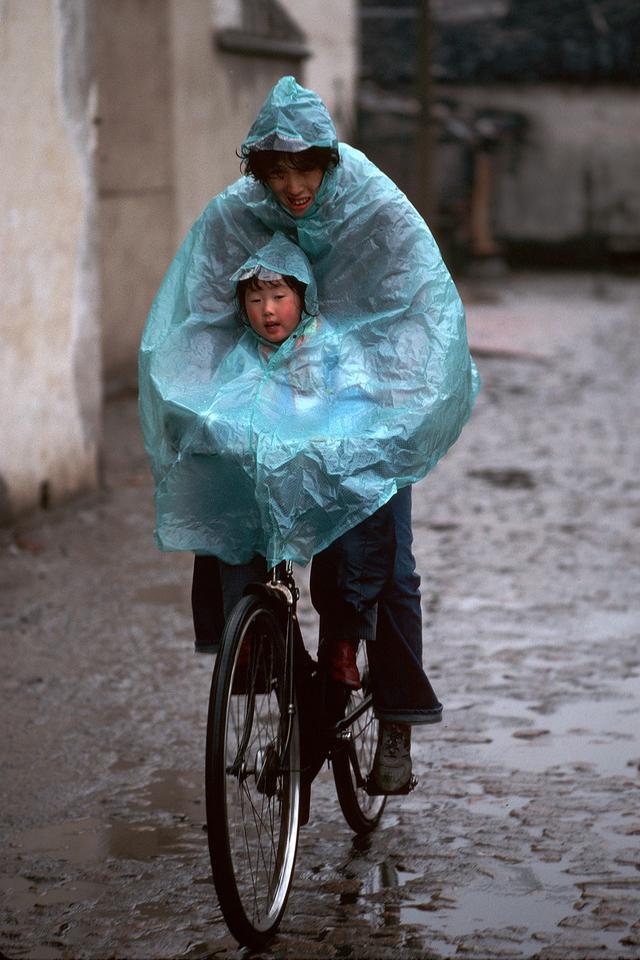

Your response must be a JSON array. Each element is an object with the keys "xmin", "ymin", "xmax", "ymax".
[{"xmin": 320, "ymin": 639, "xmax": 361, "ymax": 690}]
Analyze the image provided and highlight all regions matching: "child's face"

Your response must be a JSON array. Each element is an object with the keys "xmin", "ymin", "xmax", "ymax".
[
  {"xmin": 266, "ymin": 160, "xmax": 324, "ymax": 217},
  {"xmin": 244, "ymin": 278, "xmax": 302, "ymax": 344}
]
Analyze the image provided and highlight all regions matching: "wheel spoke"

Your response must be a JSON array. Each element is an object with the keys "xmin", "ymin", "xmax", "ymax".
[
  {"xmin": 332, "ymin": 645, "xmax": 386, "ymax": 833},
  {"xmin": 206, "ymin": 597, "xmax": 300, "ymax": 948}
]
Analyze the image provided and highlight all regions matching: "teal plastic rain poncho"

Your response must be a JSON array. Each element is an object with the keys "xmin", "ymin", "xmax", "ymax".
[{"xmin": 139, "ymin": 77, "xmax": 479, "ymax": 567}]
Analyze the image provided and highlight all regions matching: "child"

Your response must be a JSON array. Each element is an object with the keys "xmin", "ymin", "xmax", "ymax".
[
  {"xmin": 186, "ymin": 234, "xmax": 443, "ymax": 795},
  {"xmin": 238, "ymin": 271, "xmax": 305, "ymax": 348},
  {"xmin": 194, "ymin": 234, "xmax": 320, "ymax": 624},
  {"xmin": 188, "ymin": 229, "xmax": 359, "ymax": 623}
]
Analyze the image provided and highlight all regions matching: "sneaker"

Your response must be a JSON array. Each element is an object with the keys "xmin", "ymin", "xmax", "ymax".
[
  {"xmin": 367, "ymin": 721, "xmax": 413, "ymax": 795},
  {"xmin": 318, "ymin": 639, "xmax": 361, "ymax": 689}
]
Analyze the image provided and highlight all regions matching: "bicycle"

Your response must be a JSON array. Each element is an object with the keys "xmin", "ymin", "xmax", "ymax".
[{"xmin": 204, "ymin": 560, "xmax": 408, "ymax": 949}]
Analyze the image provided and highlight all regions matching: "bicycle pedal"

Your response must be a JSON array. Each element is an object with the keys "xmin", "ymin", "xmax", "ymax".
[{"xmin": 365, "ymin": 773, "xmax": 418, "ymax": 797}]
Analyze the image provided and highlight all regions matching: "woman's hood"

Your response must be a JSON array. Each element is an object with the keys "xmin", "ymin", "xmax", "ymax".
[{"xmin": 241, "ymin": 76, "xmax": 338, "ymax": 154}]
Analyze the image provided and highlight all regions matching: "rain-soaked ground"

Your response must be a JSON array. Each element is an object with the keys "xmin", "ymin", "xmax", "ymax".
[{"xmin": 1, "ymin": 272, "xmax": 639, "ymax": 959}]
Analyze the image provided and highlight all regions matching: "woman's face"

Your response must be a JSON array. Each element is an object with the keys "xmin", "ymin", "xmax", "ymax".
[{"xmin": 266, "ymin": 161, "xmax": 324, "ymax": 216}]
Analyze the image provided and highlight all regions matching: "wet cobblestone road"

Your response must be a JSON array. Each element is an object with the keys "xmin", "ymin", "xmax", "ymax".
[{"xmin": 1, "ymin": 273, "xmax": 639, "ymax": 959}]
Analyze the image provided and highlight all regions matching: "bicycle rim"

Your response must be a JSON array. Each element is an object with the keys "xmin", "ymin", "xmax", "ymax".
[
  {"xmin": 332, "ymin": 645, "xmax": 386, "ymax": 833},
  {"xmin": 206, "ymin": 595, "xmax": 300, "ymax": 949}
]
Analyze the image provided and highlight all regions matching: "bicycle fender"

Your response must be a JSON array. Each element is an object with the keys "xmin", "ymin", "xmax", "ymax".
[{"xmin": 242, "ymin": 581, "xmax": 293, "ymax": 610}]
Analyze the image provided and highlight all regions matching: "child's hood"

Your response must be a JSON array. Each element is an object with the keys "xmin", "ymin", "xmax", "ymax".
[
  {"xmin": 241, "ymin": 76, "xmax": 338, "ymax": 155},
  {"xmin": 230, "ymin": 232, "xmax": 319, "ymax": 329}
]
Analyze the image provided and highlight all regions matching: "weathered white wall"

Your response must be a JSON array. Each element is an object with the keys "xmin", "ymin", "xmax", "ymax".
[
  {"xmin": 170, "ymin": 0, "xmax": 358, "ymax": 236},
  {"xmin": 169, "ymin": 0, "xmax": 295, "ymax": 238},
  {"xmin": 98, "ymin": 0, "xmax": 357, "ymax": 382},
  {"xmin": 436, "ymin": 84, "xmax": 640, "ymax": 245},
  {"xmin": 0, "ymin": 0, "xmax": 100, "ymax": 520},
  {"xmin": 284, "ymin": 0, "xmax": 358, "ymax": 144},
  {"xmin": 0, "ymin": 0, "xmax": 357, "ymax": 521},
  {"xmin": 96, "ymin": 0, "xmax": 176, "ymax": 385}
]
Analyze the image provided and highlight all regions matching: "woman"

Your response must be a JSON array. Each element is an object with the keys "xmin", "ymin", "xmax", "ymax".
[{"xmin": 139, "ymin": 76, "xmax": 479, "ymax": 793}]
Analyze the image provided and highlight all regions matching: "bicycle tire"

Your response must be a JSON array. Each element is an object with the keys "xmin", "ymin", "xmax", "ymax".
[
  {"xmin": 205, "ymin": 593, "xmax": 301, "ymax": 949},
  {"xmin": 332, "ymin": 645, "xmax": 386, "ymax": 834}
]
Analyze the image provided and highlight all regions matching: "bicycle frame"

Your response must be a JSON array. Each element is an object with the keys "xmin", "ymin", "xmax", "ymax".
[
  {"xmin": 246, "ymin": 562, "xmax": 299, "ymax": 770},
  {"xmin": 248, "ymin": 561, "xmax": 376, "ymax": 791},
  {"xmin": 206, "ymin": 559, "xmax": 387, "ymax": 948}
]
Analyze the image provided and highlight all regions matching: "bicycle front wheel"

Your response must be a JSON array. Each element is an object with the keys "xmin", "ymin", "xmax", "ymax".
[
  {"xmin": 205, "ymin": 594, "xmax": 300, "ymax": 949},
  {"xmin": 332, "ymin": 644, "xmax": 386, "ymax": 834}
]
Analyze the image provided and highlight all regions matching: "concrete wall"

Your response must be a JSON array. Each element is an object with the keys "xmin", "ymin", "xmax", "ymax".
[
  {"xmin": 288, "ymin": 0, "xmax": 358, "ymax": 145},
  {"xmin": 435, "ymin": 84, "xmax": 640, "ymax": 250},
  {"xmin": 0, "ymin": 0, "xmax": 357, "ymax": 521},
  {"xmin": 0, "ymin": 0, "xmax": 100, "ymax": 520},
  {"xmin": 170, "ymin": 0, "xmax": 358, "ymax": 237},
  {"xmin": 100, "ymin": 0, "xmax": 358, "ymax": 383},
  {"xmin": 169, "ymin": 0, "xmax": 300, "ymax": 239},
  {"xmin": 96, "ymin": 0, "xmax": 176, "ymax": 386}
]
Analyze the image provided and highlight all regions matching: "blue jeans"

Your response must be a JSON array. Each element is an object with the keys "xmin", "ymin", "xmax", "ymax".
[
  {"xmin": 310, "ymin": 487, "xmax": 442, "ymax": 724},
  {"xmin": 191, "ymin": 487, "xmax": 442, "ymax": 724}
]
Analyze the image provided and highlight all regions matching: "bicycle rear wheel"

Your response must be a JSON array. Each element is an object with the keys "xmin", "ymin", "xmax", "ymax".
[
  {"xmin": 332, "ymin": 644, "xmax": 386, "ymax": 834},
  {"xmin": 205, "ymin": 594, "xmax": 300, "ymax": 949}
]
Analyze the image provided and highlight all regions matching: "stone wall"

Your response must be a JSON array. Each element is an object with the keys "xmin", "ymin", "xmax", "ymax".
[{"xmin": 434, "ymin": 83, "xmax": 640, "ymax": 254}]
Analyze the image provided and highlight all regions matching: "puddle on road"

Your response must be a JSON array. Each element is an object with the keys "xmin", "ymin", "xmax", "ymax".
[
  {"xmin": 401, "ymin": 858, "xmax": 571, "ymax": 936},
  {"xmin": 0, "ymin": 874, "xmax": 106, "ymax": 911},
  {"xmin": 399, "ymin": 874, "xmax": 628, "ymax": 958},
  {"xmin": 117, "ymin": 768, "xmax": 205, "ymax": 815},
  {"xmin": 328, "ymin": 854, "xmax": 583, "ymax": 957},
  {"xmin": 336, "ymin": 858, "xmax": 423, "ymax": 906},
  {"xmin": 454, "ymin": 675, "xmax": 640, "ymax": 776},
  {"xmin": 337, "ymin": 853, "xmax": 627, "ymax": 958},
  {"xmin": 13, "ymin": 815, "xmax": 199, "ymax": 865},
  {"xmin": 12, "ymin": 767, "xmax": 204, "ymax": 861},
  {"xmin": 1, "ymin": 769, "xmax": 212, "ymax": 960}
]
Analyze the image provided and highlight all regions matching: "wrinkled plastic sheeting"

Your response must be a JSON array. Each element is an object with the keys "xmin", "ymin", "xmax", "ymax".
[{"xmin": 139, "ymin": 77, "xmax": 480, "ymax": 567}]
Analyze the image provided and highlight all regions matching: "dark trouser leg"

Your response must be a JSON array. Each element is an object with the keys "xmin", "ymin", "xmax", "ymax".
[
  {"xmin": 310, "ymin": 502, "xmax": 392, "ymax": 689},
  {"xmin": 310, "ymin": 499, "xmax": 394, "ymax": 646},
  {"xmin": 368, "ymin": 487, "xmax": 442, "ymax": 723},
  {"xmin": 310, "ymin": 488, "xmax": 442, "ymax": 724},
  {"xmin": 218, "ymin": 556, "xmax": 268, "ymax": 617},
  {"xmin": 191, "ymin": 554, "xmax": 267, "ymax": 652},
  {"xmin": 191, "ymin": 555, "xmax": 225, "ymax": 652}
]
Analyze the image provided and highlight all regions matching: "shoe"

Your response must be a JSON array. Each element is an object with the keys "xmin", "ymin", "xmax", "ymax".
[
  {"xmin": 319, "ymin": 639, "xmax": 361, "ymax": 690},
  {"xmin": 367, "ymin": 721, "xmax": 414, "ymax": 795}
]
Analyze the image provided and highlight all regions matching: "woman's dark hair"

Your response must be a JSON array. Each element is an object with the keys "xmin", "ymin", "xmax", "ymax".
[
  {"xmin": 241, "ymin": 146, "xmax": 339, "ymax": 183},
  {"xmin": 237, "ymin": 274, "xmax": 310, "ymax": 316}
]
